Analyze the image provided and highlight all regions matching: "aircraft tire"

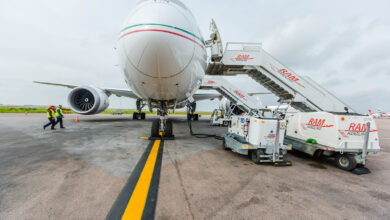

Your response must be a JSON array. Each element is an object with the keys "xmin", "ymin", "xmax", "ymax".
[
  {"xmin": 165, "ymin": 120, "xmax": 173, "ymax": 137},
  {"xmin": 151, "ymin": 119, "xmax": 160, "ymax": 137},
  {"xmin": 141, "ymin": 113, "xmax": 146, "ymax": 120}
]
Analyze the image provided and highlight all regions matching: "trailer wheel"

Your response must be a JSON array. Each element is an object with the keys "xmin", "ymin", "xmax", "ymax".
[
  {"xmin": 222, "ymin": 139, "xmax": 229, "ymax": 151},
  {"xmin": 313, "ymin": 150, "xmax": 323, "ymax": 159},
  {"xmin": 335, "ymin": 154, "xmax": 357, "ymax": 171},
  {"xmin": 251, "ymin": 149, "xmax": 263, "ymax": 164}
]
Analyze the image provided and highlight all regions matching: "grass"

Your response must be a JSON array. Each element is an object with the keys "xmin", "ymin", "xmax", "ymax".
[{"xmin": 0, "ymin": 106, "xmax": 212, "ymax": 115}]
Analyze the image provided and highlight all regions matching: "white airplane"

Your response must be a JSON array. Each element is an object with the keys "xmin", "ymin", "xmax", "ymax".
[
  {"xmin": 369, "ymin": 109, "xmax": 390, "ymax": 119},
  {"xmin": 35, "ymin": 0, "xmax": 222, "ymax": 138},
  {"xmin": 377, "ymin": 109, "xmax": 390, "ymax": 119},
  {"xmin": 369, "ymin": 109, "xmax": 380, "ymax": 118}
]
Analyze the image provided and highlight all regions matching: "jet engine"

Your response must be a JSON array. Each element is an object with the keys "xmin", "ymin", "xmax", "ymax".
[{"xmin": 68, "ymin": 86, "xmax": 109, "ymax": 115}]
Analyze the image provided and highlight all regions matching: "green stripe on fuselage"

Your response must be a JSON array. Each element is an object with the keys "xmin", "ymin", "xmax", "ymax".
[{"xmin": 120, "ymin": 23, "xmax": 205, "ymax": 45}]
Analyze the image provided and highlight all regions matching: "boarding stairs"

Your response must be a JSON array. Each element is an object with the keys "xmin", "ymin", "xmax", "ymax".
[
  {"xmin": 201, "ymin": 77, "xmax": 264, "ymax": 116},
  {"xmin": 205, "ymin": 42, "xmax": 353, "ymax": 113}
]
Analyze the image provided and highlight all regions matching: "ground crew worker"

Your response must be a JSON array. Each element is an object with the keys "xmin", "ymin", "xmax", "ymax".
[
  {"xmin": 43, "ymin": 106, "xmax": 56, "ymax": 130},
  {"xmin": 55, "ymin": 105, "xmax": 65, "ymax": 129}
]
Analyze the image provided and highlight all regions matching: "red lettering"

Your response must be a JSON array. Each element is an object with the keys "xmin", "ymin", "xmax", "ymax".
[
  {"xmin": 349, "ymin": 123, "xmax": 356, "ymax": 131},
  {"xmin": 355, "ymin": 124, "xmax": 361, "ymax": 132},
  {"xmin": 280, "ymin": 69, "xmax": 289, "ymax": 74},
  {"xmin": 290, "ymin": 76, "xmax": 299, "ymax": 82},
  {"xmin": 361, "ymin": 124, "xmax": 366, "ymax": 132},
  {"xmin": 318, "ymin": 119, "xmax": 325, "ymax": 127},
  {"xmin": 308, "ymin": 118, "xmax": 314, "ymax": 125}
]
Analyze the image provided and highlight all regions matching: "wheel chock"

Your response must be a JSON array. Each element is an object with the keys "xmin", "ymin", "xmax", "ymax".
[
  {"xmin": 274, "ymin": 161, "xmax": 293, "ymax": 167},
  {"xmin": 352, "ymin": 167, "xmax": 371, "ymax": 175}
]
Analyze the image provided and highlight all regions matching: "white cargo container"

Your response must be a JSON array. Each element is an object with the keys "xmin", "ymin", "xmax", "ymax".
[
  {"xmin": 284, "ymin": 112, "xmax": 380, "ymax": 171},
  {"xmin": 224, "ymin": 115, "xmax": 292, "ymax": 164}
]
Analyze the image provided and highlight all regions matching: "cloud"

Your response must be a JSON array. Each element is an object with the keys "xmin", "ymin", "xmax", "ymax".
[{"xmin": 0, "ymin": 0, "xmax": 389, "ymax": 114}]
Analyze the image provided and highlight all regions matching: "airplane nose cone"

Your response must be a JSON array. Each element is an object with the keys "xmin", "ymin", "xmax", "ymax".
[{"xmin": 118, "ymin": 2, "xmax": 196, "ymax": 78}]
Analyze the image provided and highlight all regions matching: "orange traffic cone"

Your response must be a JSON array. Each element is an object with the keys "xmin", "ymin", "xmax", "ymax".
[{"xmin": 75, "ymin": 116, "xmax": 79, "ymax": 123}]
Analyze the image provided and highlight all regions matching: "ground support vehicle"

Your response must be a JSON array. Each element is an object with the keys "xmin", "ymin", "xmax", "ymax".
[
  {"xmin": 223, "ymin": 115, "xmax": 292, "ymax": 165},
  {"xmin": 284, "ymin": 112, "xmax": 380, "ymax": 172}
]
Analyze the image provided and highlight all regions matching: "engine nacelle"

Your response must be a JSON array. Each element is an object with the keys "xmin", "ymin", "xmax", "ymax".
[{"xmin": 68, "ymin": 86, "xmax": 109, "ymax": 115}]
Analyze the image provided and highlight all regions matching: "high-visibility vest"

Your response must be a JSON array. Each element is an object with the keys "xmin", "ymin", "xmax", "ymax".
[
  {"xmin": 55, "ymin": 108, "xmax": 63, "ymax": 117},
  {"xmin": 47, "ymin": 109, "xmax": 54, "ymax": 119}
]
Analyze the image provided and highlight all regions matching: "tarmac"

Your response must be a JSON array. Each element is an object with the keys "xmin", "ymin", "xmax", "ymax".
[{"xmin": 0, "ymin": 113, "xmax": 389, "ymax": 220}]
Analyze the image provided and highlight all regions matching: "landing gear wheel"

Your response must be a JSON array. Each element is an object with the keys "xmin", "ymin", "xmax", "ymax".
[
  {"xmin": 222, "ymin": 138, "xmax": 229, "ymax": 150},
  {"xmin": 165, "ymin": 120, "xmax": 173, "ymax": 137},
  {"xmin": 223, "ymin": 121, "xmax": 229, "ymax": 127},
  {"xmin": 251, "ymin": 149, "xmax": 263, "ymax": 164},
  {"xmin": 141, "ymin": 113, "xmax": 146, "ymax": 120},
  {"xmin": 151, "ymin": 119, "xmax": 160, "ymax": 138},
  {"xmin": 133, "ymin": 112, "xmax": 138, "ymax": 120},
  {"xmin": 194, "ymin": 114, "xmax": 199, "ymax": 121},
  {"xmin": 335, "ymin": 154, "xmax": 357, "ymax": 171}
]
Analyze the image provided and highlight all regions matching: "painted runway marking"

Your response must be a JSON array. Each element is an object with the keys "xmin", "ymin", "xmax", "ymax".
[
  {"xmin": 122, "ymin": 140, "xmax": 160, "ymax": 219},
  {"xmin": 106, "ymin": 140, "xmax": 164, "ymax": 220}
]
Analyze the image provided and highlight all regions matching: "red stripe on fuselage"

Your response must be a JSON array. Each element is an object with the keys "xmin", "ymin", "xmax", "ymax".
[{"xmin": 119, "ymin": 29, "xmax": 206, "ymax": 51}]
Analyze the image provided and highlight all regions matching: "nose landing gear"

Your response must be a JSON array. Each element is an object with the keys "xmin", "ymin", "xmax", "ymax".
[{"xmin": 150, "ymin": 106, "xmax": 175, "ymax": 140}]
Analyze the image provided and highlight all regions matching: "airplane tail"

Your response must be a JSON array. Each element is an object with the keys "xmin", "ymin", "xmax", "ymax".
[{"xmin": 369, "ymin": 109, "xmax": 375, "ymax": 115}]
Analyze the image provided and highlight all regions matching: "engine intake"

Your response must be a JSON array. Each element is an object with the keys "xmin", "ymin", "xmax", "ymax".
[{"xmin": 68, "ymin": 86, "xmax": 109, "ymax": 115}]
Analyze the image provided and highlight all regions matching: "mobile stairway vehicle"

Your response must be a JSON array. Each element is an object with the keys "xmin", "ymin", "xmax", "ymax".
[{"xmin": 203, "ymin": 21, "xmax": 380, "ymax": 173}]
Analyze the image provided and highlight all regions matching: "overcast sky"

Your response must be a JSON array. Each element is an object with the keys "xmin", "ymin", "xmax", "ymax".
[{"xmin": 0, "ymin": 0, "xmax": 389, "ymax": 113}]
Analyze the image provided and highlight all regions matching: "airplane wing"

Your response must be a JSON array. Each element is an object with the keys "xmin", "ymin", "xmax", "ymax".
[
  {"xmin": 33, "ymin": 81, "xmax": 78, "ymax": 89},
  {"xmin": 33, "ymin": 81, "xmax": 139, "ymax": 99},
  {"xmin": 103, "ymin": 88, "xmax": 139, "ymax": 99}
]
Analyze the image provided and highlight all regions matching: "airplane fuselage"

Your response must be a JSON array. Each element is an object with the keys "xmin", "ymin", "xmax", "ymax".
[{"xmin": 116, "ymin": 0, "xmax": 207, "ymax": 110}]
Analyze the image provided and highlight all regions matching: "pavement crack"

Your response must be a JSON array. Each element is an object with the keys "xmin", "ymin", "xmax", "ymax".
[{"xmin": 166, "ymin": 148, "xmax": 195, "ymax": 220}]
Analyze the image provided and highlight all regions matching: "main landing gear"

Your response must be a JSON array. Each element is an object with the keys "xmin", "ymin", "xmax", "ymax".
[
  {"xmin": 133, "ymin": 112, "xmax": 146, "ymax": 120},
  {"xmin": 187, "ymin": 102, "xmax": 199, "ymax": 121},
  {"xmin": 133, "ymin": 99, "xmax": 146, "ymax": 120}
]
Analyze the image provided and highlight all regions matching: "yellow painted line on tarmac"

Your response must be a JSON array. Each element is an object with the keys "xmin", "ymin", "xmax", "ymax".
[
  {"xmin": 121, "ymin": 140, "xmax": 161, "ymax": 220},
  {"xmin": 139, "ymin": 137, "xmax": 149, "ymax": 140}
]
